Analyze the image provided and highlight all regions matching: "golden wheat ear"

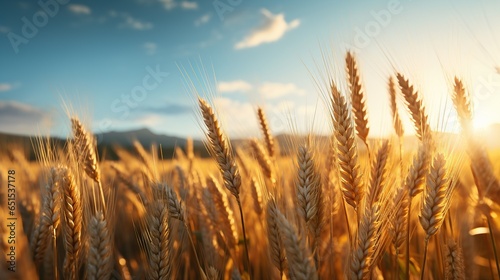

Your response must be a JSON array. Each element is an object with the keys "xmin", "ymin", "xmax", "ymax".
[
  {"xmin": 444, "ymin": 239, "xmax": 465, "ymax": 280},
  {"xmin": 146, "ymin": 200, "xmax": 173, "ymax": 280},
  {"xmin": 256, "ymin": 107, "xmax": 276, "ymax": 158},
  {"xmin": 346, "ymin": 51, "xmax": 370, "ymax": 149},
  {"xmin": 276, "ymin": 209, "xmax": 318, "ymax": 280},
  {"xmin": 396, "ymin": 73, "xmax": 432, "ymax": 143},
  {"xmin": 198, "ymin": 97, "xmax": 241, "ymax": 198},
  {"xmin": 250, "ymin": 138, "xmax": 276, "ymax": 184},
  {"xmin": 71, "ymin": 117, "xmax": 107, "ymax": 213},
  {"xmin": 388, "ymin": 76, "xmax": 404, "ymax": 138},
  {"xmin": 31, "ymin": 167, "xmax": 61, "ymax": 267},
  {"xmin": 295, "ymin": 141, "xmax": 323, "ymax": 250},
  {"xmin": 266, "ymin": 197, "xmax": 287, "ymax": 278},
  {"xmin": 330, "ymin": 81, "xmax": 364, "ymax": 212},
  {"xmin": 59, "ymin": 166, "xmax": 82, "ymax": 280},
  {"xmin": 87, "ymin": 210, "xmax": 113, "ymax": 280},
  {"xmin": 197, "ymin": 97, "xmax": 251, "ymax": 274}
]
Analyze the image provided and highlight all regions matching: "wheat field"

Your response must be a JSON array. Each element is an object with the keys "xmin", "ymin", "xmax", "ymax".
[{"xmin": 2, "ymin": 52, "xmax": 500, "ymax": 280}]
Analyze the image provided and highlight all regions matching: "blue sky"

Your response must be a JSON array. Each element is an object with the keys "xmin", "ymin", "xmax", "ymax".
[{"xmin": 1, "ymin": 0, "xmax": 499, "ymax": 139}]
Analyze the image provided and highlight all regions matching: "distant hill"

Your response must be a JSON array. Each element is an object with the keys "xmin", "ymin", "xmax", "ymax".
[
  {"xmin": 1, "ymin": 124, "xmax": 499, "ymax": 161},
  {"xmin": 0, "ymin": 128, "xmax": 208, "ymax": 161},
  {"xmin": 97, "ymin": 128, "xmax": 201, "ymax": 148}
]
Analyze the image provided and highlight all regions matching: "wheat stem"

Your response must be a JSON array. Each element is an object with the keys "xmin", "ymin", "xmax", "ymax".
[{"xmin": 421, "ymin": 237, "xmax": 429, "ymax": 280}]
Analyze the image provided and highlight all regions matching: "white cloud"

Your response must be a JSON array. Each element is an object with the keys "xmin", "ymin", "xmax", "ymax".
[
  {"xmin": 218, "ymin": 80, "xmax": 253, "ymax": 93},
  {"xmin": 195, "ymin": 13, "xmax": 211, "ymax": 26},
  {"xmin": 68, "ymin": 4, "xmax": 92, "ymax": 15},
  {"xmin": 235, "ymin": 9, "xmax": 300, "ymax": 50},
  {"xmin": 143, "ymin": 42, "xmax": 157, "ymax": 55},
  {"xmin": 0, "ymin": 26, "xmax": 10, "ymax": 34},
  {"xmin": 180, "ymin": 1, "xmax": 197, "ymax": 9},
  {"xmin": 110, "ymin": 11, "xmax": 153, "ymax": 30},
  {"xmin": 213, "ymin": 97, "xmax": 259, "ymax": 136},
  {"xmin": 0, "ymin": 101, "xmax": 51, "ymax": 135},
  {"xmin": 123, "ymin": 15, "xmax": 153, "ymax": 30},
  {"xmin": 0, "ymin": 84, "xmax": 13, "ymax": 92},
  {"xmin": 160, "ymin": 0, "xmax": 197, "ymax": 10},
  {"xmin": 258, "ymin": 82, "xmax": 306, "ymax": 99}
]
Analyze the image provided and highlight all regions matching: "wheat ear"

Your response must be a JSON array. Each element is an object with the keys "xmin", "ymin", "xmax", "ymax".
[
  {"xmin": 452, "ymin": 77, "xmax": 500, "ymax": 202},
  {"xmin": 444, "ymin": 239, "xmax": 465, "ymax": 280},
  {"xmin": 256, "ymin": 107, "xmax": 276, "ymax": 158},
  {"xmin": 132, "ymin": 140, "xmax": 156, "ymax": 179},
  {"xmin": 250, "ymin": 177, "xmax": 263, "ymax": 215},
  {"xmin": 295, "ymin": 142, "xmax": 323, "ymax": 249},
  {"xmin": 419, "ymin": 153, "xmax": 451, "ymax": 237},
  {"xmin": 60, "ymin": 167, "xmax": 82, "ymax": 280},
  {"xmin": 161, "ymin": 183, "xmax": 206, "ymax": 278},
  {"xmin": 388, "ymin": 76, "xmax": 404, "ymax": 138},
  {"xmin": 87, "ymin": 210, "xmax": 113, "ymax": 280},
  {"xmin": 367, "ymin": 140, "xmax": 390, "ymax": 205},
  {"xmin": 276, "ymin": 210, "xmax": 318, "ymax": 280},
  {"xmin": 348, "ymin": 203, "xmax": 380, "ymax": 280},
  {"xmin": 147, "ymin": 200, "xmax": 173, "ymax": 280},
  {"xmin": 198, "ymin": 97, "xmax": 250, "ymax": 273},
  {"xmin": 266, "ymin": 198, "xmax": 287, "ymax": 278},
  {"xmin": 31, "ymin": 167, "xmax": 61, "ymax": 266},
  {"xmin": 206, "ymin": 175, "xmax": 239, "ymax": 248},
  {"xmin": 71, "ymin": 117, "xmax": 106, "ymax": 212},
  {"xmin": 346, "ymin": 51, "xmax": 370, "ymax": 149},
  {"xmin": 403, "ymin": 143, "xmax": 430, "ymax": 279},
  {"xmin": 198, "ymin": 97, "xmax": 241, "ymax": 198},
  {"xmin": 330, "ymin": 81, "xmax": 364, "ymax": 211},
  {"xmin": 250, "ymin": 139, "xmax": 276, "ymax": 184},
  {"xmin": 452, "ymin": 77, "xmax": 472, "ymax": 132},
  {"xmin": 396, "ymin": 73, "xmax": 432, "ymax": 143},
  {"xmin": 419, "ymin": 153, "xmax": 453, "ymax": 279}
]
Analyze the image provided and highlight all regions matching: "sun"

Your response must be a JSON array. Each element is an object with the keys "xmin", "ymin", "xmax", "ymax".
[{"xmin": 472, "ymin": 113, "xmax": 493, "ymax": 131}]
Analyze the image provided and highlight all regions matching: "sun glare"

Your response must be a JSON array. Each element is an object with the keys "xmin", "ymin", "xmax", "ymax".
[{"xmin": 472, "ymin": 113, "xmax": 493, "ymax": 130}]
